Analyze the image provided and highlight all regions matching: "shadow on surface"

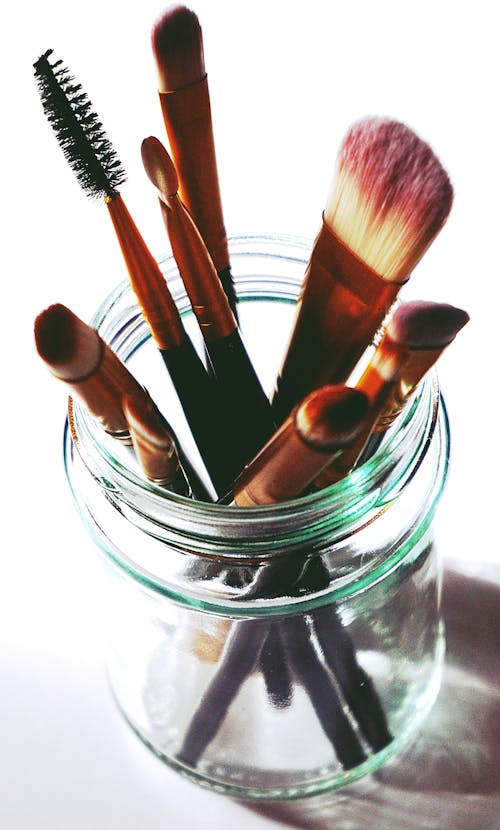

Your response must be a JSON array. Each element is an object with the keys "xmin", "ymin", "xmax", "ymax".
[{"xmin": 241, "ymin": 568, "xmax": 500, "ymax": 829}]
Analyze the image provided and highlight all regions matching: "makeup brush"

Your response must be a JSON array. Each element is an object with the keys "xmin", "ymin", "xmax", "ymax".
[
  {"xmin": 141, "ymin": 135, "xmax": 276, "ymax": 474},
  {"xmin": 177, "ymin": 386, "xmax": 371, "ymax": 770},
  {"xmin": 297, "ymin": 302, "xmax": 468, "ymax": 749},
  {"xmin": 33, "ymin": 49, "xmax": 233, "ymax": 497},
  {"xmin": 317, "ymin": 299, "xmax": 470, "ymax": 486},
  {"xmin": 122, "ymin": 394, "xmax": 192, "ymax": 495},
  {"xmin": 356, "ymin": 299, "xmax": 470, "ymax": 464},
  {"xmin": 234, "ymin": 385, "xmax": 369, "ymax": 505},
  {"xmin": 151, "ymin": 4, "xmax": 237, "ymax": 318},
  {"xmin": 34, "ymin": 303, "xmax": 148, "ymax": 442},
  {"xmin": 371, "ymin": 300, "xmax": 469, "ymax": 434},
  {"xmin": 271, "ymin": 116, "xmax": 454, "ymax": 424}
]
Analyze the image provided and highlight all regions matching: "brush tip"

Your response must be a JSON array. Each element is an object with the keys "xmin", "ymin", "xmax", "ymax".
[
  {"xmin": 326, "ymin": 116, "xmax": 454, "ymax": 280},
  {"xmin": 387, "ymin": 300, "xmax": 470, "ymax": 348},
  {"xmin": 152, "ymin": 4, "xmax": 205, "ymax": 91},
  {"xmin": 141, "ymin": 136, "xmax": 179, "ymax": 198},
  {"xmin": 34, "ymin": 303, "xmax": 102, "ymax": 380},
  {"xmin": 295, "ymin": 386, "xmax": 369, "ymax": 451},
  {"xmin": 35, "ymin": 304, "xmax": 75, "ymax": 363},
  {"xmin": 339, "ymin": 116, "xmax": 453, "ymax": 211},
  {"xmin": 33, "ymin": 50, "xmax": 126, "ymax": 199}
]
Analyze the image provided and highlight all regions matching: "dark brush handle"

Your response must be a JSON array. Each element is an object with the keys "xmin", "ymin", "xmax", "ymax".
[
  {"xmin": 176, "ymin": 556, "xmax": 367, "ymax": 769},
  {"xmin": 159, "ymin": 336, "xmax": 233, "ymax": 497},
  {"xmin": 206, "ymin": 328, "xmax": 276, "ymax": 475},
  {"xmin": 300, "ymin": 557, "xmax": 392, "ymax": 752}
]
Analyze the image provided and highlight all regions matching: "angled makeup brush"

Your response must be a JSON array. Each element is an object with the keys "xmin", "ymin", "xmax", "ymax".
[
  {"xmin": 358, "ymin": 299, "xmax": 470, "ymax": 462},
  {"xmin": 123, "ymin": 394, "xmax": 192, "ymax": 496},
  {"xmin": 151, "ymin": 4, "xmax": 237, "ymax": 318},
  {"xmin": 371, "ymin": 300, "xmax": 470, "ymax": 433},
  {"xmin": 177, "ymin": 386, "xmax": 371, "ymax": 770},
  {"xmin": 33, "ymin": 49, "xmax": 233, "ymax": 497},
  {"xmin": 299, "ymin": 300, "xmax": 468, "ymax": 752},
  {"xmin": 271, "ymin": 116, "xmax": 454, "ymax": 424},
  {"xmin": 34, "ymin": 303, "xmax": 148, "ymax": 442},
  {"xmin": 141, "ymin": 135, "xmax": 276, "ymax": 474},
  {"xmin": 316, "ymin": 299, "xmax": 469, "ymax": 487}
]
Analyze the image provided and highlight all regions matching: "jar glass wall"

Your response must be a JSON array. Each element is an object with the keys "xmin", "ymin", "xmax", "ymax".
[{"xmin": 63, "ymin": 235, "xmax": 450, "ymax": 800}]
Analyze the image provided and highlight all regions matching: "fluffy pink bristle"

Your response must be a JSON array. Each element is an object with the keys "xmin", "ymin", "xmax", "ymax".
[
  {"xmin": 339, "ymin": 117, "xmax": 453, "ymax": 238},
  {"xmin": 326, "ymin": 116, "xmax": 454, "ymax": 281}
]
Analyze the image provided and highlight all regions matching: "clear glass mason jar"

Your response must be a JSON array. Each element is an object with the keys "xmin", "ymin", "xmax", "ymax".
[{"xmin": 63, "ymin": 234, "xmax": 450, "ymax": 801}]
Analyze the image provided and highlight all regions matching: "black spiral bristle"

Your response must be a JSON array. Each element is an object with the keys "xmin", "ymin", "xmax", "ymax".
[{"xmin": 33, "ymin": 49, "xmax": 127, "ymax": 200}]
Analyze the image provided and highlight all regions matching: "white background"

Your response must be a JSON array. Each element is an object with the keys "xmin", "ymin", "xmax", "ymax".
[{"xmin": 1, "ymin": 1, "xmax": 498, "ymax": 827}]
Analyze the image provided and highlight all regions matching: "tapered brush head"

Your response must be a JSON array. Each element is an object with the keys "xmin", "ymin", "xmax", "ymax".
[
  {"xmin": 152, "ymin": 4, "xmax": 205, "ymax": 91},
  {"xmin": 387, "ymin": 300, "xmax": 470, "ymax": 348},
  {"xmin": 34, "ymin": 303, "xmax": 102, "ymax": 381},
  {"xmin": 325, "ymin": 117, "xmax": 453, "ymax": 282},
  {"xmin": 33, "ymin": 49, "xmax": 126, "ymax": 200},
  {"xmin": 295, "ymin": 386, "xmax": 369, "ymax": 452},
  {"xmin": 141, "ymin": 136, "xmax": 179, "ymax": 198}
]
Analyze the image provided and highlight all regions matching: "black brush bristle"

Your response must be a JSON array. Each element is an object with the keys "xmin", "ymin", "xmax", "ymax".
[{"xmin": 33, "ymin": 49, "xmax": 127, "ymax": 200}]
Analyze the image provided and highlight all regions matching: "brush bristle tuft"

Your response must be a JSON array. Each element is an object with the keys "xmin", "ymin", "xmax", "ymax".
[
  {"xmin": 34, "ymin": 303, "xmax": 77, "ymax": 364},
  {"xmin": 152, "ymin": 5, "xmax": 204, "ymax": 90},
  {"xmin": 34, "ymin": 303, "xmax": 103, "ymax": 380},
  {"xmin": 387, "ymin": 300, "xmax": 469, "ymax": 348},
  {"xmin": 33, "ymin": 49, "xmax": 127, "ymax": 200},
  {"xmin": 295, "ymin": 386, "xmax": 369, "ymax": 451},
  {"xmin": 325, "ymin": 117, "xmax": 453, "ymax": 282}
]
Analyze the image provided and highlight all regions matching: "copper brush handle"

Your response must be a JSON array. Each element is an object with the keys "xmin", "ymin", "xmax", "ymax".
[
  {"xmin": 106, "ymin": 193, "xmax": 234, "ymax": 496},
  {"xmin": 65, "ymin": 337, "xmax": 144, "ymax": 442},
  {"xmin": 159, "ymin": 79, "xmax": 238, "ymax": 319},
  {"xmin": 271, "ymin": 219, "xmax": 404, "ymax": 424},
  {"xmin": 359, "ymin": 345, "xmax": 445, "ymax": 463},
  {"xmin": 373, "ymin": 346, "xmax": 443, "ymax": 432}
]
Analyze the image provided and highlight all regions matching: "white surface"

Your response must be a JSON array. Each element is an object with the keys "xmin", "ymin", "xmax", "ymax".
[{"xmin": 2, "ymin": 1, "xmax": 499, "ymax": 827}]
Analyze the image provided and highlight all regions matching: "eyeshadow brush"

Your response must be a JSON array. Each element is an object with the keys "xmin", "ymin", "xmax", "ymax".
[
  {"xmin": 123, "ymin": 394, "xmax": 192, "ymax": 496},
  {"xmin": 359, "ymin": 300, "xmax": 470, "ymax": 461},
  {"xmin": 317, "ymin": 299, "xmax": 470, "ymax": 487},
  {"xmin": 34, "ymin": 303, "xmax": 210, "ymax": 499},
  {"xmin": 141, "ymin": 135, "xmax": 276, "ymax": 475},
  {"xmin": 151, "ymin": 4, "xmax": 237, "ymax": 318},
  {"xmin": 34, "ymin": 303, "xmax": 150, "ymax": 443},
  {"xmin": 34, "ymin": 303, "xmax": 155, "ymax": 444},
  {"xmin": 298, "ymin": 302, "xmax": 469, "ymax": 751}
]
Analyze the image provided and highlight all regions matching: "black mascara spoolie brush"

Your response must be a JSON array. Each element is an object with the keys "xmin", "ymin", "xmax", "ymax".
[{"xmin": 33, "ymin": 48, "xmax": 235, "ymax": 498}]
